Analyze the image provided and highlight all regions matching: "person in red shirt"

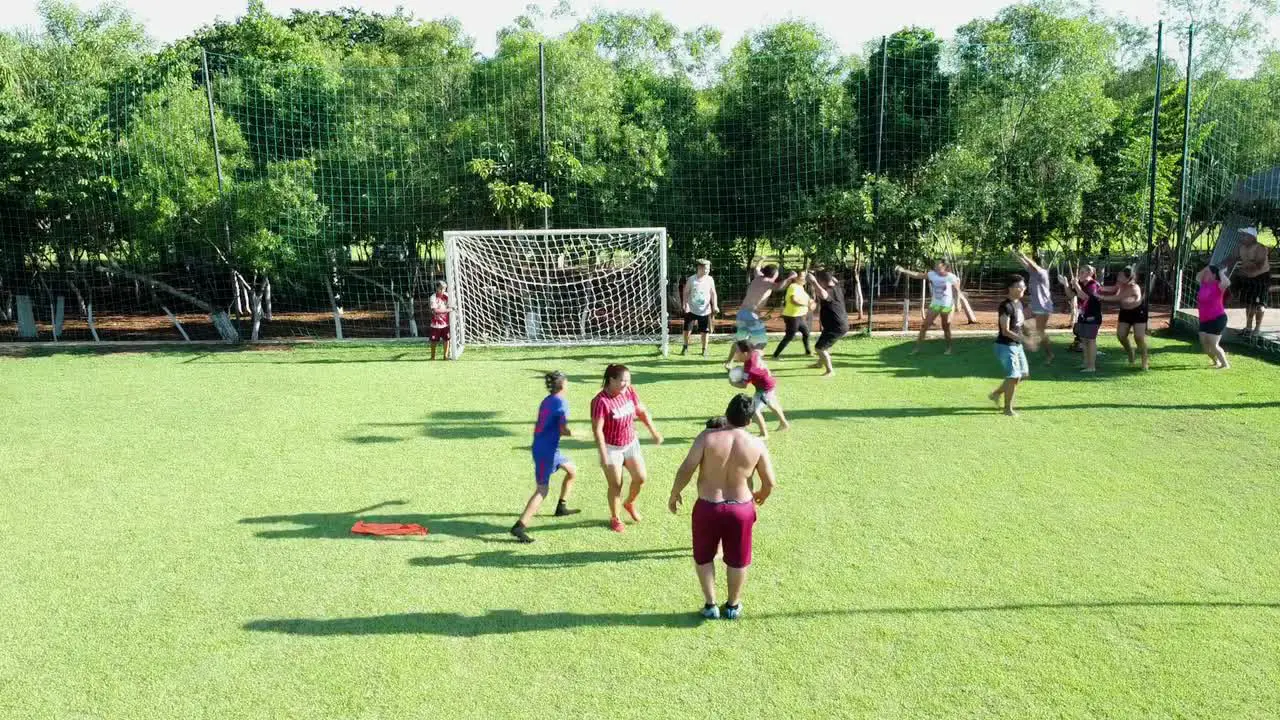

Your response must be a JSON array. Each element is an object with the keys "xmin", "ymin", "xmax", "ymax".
[
  {"xmin": 730, "ymin": 340, "xmax": 790, "ymax": 438},
  {"xmin": 591, "ymin": 364, "xmax": 664, "ymax": 533},
  {"xmin": 429, "ymin": 280, "xmax": 452, "ymax": 360}
]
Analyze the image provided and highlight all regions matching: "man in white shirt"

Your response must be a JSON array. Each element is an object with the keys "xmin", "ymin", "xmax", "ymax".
[
  {"xmin": 896, "ymin": 260, "xmax": 964, "ymax": 354},
  {"xmin": 681, "ymin": 259, "xmax": 719, "ymax": 356}
]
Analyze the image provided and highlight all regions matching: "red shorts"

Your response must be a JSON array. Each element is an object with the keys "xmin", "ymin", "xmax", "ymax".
[
  {"xmin": 429, "ymin": 326, "xmax": 449, "ymax": 342},
  {"xmin": 692, "ymin": 498, "xmax": 757, "ymax": 568}
]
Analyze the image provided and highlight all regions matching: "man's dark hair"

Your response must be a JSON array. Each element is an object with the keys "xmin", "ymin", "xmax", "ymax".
[
  {"xmin": 814, "ymin": 270, "xmax": 835, "ymax": 286},
  {"xmin": 544, "ymin": 370, "xmax": 566, "ymax": 393},
  {"xmin": 725, "ymin": 394, "xmax": 754, "ymax": 428},
  {"xmin": 760, "ymin": 264, "xmax": 778, "ymax": 278},
  {"xmin": 1120, "ymin": 265, "xmax": 1136, "ymax": 282},
  {"xmin": 705, "ymin": 416, "xmax": 728, "ymax": 430},
  {"xmin": 1006, "ymin": 274, "xmax": 1025, "ymax": 289}
]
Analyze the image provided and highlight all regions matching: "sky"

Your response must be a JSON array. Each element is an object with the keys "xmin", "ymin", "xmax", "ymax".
[{"xmin": 7, "ymin": 0, "xmax": 1190, "ymax": 57}]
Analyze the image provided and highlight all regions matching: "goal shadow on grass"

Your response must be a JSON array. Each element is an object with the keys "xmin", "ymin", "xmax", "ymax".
[
  {"xmin": 243, "ymin": 600, "xmax": 1280, "ymax": 637},
  {"xmin": 239, "ymin": 501, "xmax": 598, "ymax": 541}
]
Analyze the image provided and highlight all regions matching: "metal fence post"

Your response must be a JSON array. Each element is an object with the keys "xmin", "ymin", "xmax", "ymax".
[
  {"xmin": 1173, "ymin": 24, "xmax": 1195, "ymax": 314},
  {"xmin": 1144, "ymin": 22, "xmax": 1164, "ymax": 298}
]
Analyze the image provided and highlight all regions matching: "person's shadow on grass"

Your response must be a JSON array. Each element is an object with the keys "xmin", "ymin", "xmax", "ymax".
[
  {"xmin": 243, "ymin": 599, "xmax": 1280, "ymax": 637},
  {"xmin": 244, "ymin": 609, "xmax": 706, "ymax": 636},
  {"xmin": 239, "ymin": 501, "xmax": 599, "ymax": 541},
  {"xmin": 409, "ymin": 547, "xmax": 686, "ymax": 569}
]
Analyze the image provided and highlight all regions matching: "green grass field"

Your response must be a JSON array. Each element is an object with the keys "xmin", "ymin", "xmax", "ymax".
[{"xmin": 2, "ymin": 335, "xmax": 1278, "ymax": 719}]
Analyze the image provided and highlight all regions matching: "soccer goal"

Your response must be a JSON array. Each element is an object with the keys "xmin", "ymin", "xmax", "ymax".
[{"xmin": 444, "ymin": 228, "xmax": 669, "ymax": 359}]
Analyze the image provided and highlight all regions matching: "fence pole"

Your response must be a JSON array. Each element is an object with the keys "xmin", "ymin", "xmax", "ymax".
[
  {"xmin": 869, "ymin": 35, "xmax": 889, "ymax": 335},
  {"xmin": 539, "ymin": 42, "xmax": 550, "ymax": 230},
  {"xmin": 1173, "ymin": 24, "xmax": 1195, "ymax": 314},
  {"xmin": 1144, "ymin": 22, "xmax": 1164, "ymax": 298},
  {"xmin": 202, "ymin": 48, "xmax": 237, "ymax": 325}
]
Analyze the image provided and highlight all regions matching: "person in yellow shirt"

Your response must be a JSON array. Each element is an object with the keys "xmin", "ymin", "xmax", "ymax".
[{"xmin": 772, "ymin": 270, "xmax": 813, "ymax": 360}]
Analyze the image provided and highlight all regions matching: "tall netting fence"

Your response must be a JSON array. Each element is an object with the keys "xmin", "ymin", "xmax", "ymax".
[
  {"xmin": 0, "ymin": 17, "xmax": 1254, "ymax": 347},
  {"xmin": 1175, "ymin": 27, "xmax": 1280, "ymax": 349}
]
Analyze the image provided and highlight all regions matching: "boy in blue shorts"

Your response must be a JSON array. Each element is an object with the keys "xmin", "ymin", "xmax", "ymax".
[
  {"xmin": 989, "ymin": 275, "xmax": 1030, "ymax": 416},
  {"xmin": 511, "ymin": 371, "xmax": 580, "ymax": 543}
]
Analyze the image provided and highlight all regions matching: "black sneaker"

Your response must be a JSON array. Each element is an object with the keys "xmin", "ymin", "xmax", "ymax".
[
  {"xmin": 680, "ymin": 345, "xmax": 689, "ymax": 355},
  {"xmin": 554, "ymin": 502, "xmax": 581, "ymax": 517},
  {"xmin": 510, "ymin": 523, "xmax": 534, "ymax": 543}
]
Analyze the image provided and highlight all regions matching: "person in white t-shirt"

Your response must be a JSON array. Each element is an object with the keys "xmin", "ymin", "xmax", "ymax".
[
  {"xmin": 896, "ymin": 260, "xmax": 964, "ymax": 354},
  {"xmin": 681, "ymin": 259, "xmax": 719, "ymax": 356}
]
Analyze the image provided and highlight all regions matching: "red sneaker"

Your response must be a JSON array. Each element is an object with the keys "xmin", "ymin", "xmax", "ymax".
[
  {"xmin": 623, "ymin": 502, "xmax": 642, "ymax": 523},
  {"xmin": 609, "ymin": 517, "xmax": 626, "ymax": 533}
]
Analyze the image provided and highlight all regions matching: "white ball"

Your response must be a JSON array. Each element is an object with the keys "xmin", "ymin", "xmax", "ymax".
[{"xmin": 728, "ymin": 367, "xmax": 747, "ymax": 385}]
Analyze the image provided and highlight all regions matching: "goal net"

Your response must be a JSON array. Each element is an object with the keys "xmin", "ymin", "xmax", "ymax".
[{"xmin": 444, "ymin": 228, "xmax": 669, "ymax": 358}]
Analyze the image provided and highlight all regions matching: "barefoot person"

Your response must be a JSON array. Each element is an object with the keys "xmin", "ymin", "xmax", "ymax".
[
  {"xmin": 1197, "ymin": 265, "xmax": 1232, "ymax": 369},
  {"xmin": 1068, "ymin": 265, "xmax": 1103, "ymax": 372},
  {"xmin": 989, "ymin": 275, "xmax": 1030, "ymax": 416},
  {"xmin": 511, "ymin": 371, "xmax": 580, "ymax": 543},
  {"xmin": 1229, "ymin": 227, "xmax": 1271, "ymax": 336},
  {"xmin": 896, "ymin": 260, "xmax": 962, "ymax": 354},
  {"xmin": 1100, "ymin": 266, "xmax": 1149, "ymax": 370},
  {"xmin": 724, "ymin": 261, "xmax": 796, "ymax": 367},
  {"xmin": 730, "ymin": 340, "xmax": 790, "ymax": 438},
  {"xmin": 668, "ymin": 393, "xmax": 777, "ymax": 620},
  {"xmin": 1012, "ymin": 249, "xmax": 1056, "ymax": 364},
  {"xmin": 591, "ymin": 364, "xmax": 664, "ymax": 533},
  {"xmin": 808, "ymin": 270, "xmax": 849, "ymax": 376},
  {"xmin": 429, "ymin": 280, "xmax": 453, "ymax": 360},
  {"xmin": 681, "ymin": 260, "xmax": 719, "ymax": 356},
  {"xmin": 772, "ymin": 271, "xmax": 812, "ymax": 359}
]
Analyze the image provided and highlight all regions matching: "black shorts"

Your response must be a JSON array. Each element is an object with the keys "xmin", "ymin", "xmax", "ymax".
[
  {"xmin": 683, "ymin": 312, "xmax": 711, "ymax": 334},
  {"xmin": 1199, "ymin": 314, "xmax": 1228, "ymax": 335},
  {"xmin": 1118, "ymin": 305, "xmax": 1149, "ymax": 326},
  {"xmin": 1237, "ymin": 273, "xmax": 1271, "ymax": 307},
  {"xmin": 815, "ymin": 328, "xmax": 847, "ymax": 351}
]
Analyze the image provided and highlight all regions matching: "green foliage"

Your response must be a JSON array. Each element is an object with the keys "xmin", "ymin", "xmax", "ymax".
[{"xmin": 4, "ymin": 0, "xmax": 1280, "ymax": 319}]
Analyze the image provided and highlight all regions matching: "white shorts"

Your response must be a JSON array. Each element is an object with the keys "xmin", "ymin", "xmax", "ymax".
[
  {"xmin": 603, "ymin": 440, "xmax": 642, "ymax": 467},
  {"xmin": 752, "ymin": 389, "xmax": 778, "ymax": 414}
]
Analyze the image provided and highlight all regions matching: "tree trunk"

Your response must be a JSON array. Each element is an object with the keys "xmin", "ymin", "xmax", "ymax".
[
  {"xmin": 69, "ymin": 281, "xmax": 99, "ymax": 342},
  {"xmin": 393, "ymin": 300, "xmax": 402, "ymax": 339},
  {"xmin": 162, "ymin": 306, "xmax": 191, "ymax": 342},
  {"xmin": 901, "ymin": 297, "xmax": 911, "ymax": 333},
  {"xmin": 957, "ymin": 291, "xmax": 977, "ymax": 324},
  {"xmin": 852, "ymin": 265, "xmax": 865, "ymax": 320},
  {"xmin": 231, "ymin": 270, "xmax": 243, "ymax": 315},
  {"xmin": 324, "ymin": 273, "xmax": 344, "ymax": 340},
  {"xmin": 407, "ymin": 297, "xmax": 419, "ymax": 338},
  {"xmin": 16, "ymin": 295, "xmax": 37, "ymax": 339},
  {"xmin": 919, "ymin": 278, "xmax": 927, "ymax": 322},
  {"xmin": 52, "ymin": 296, "xmax": 65, "ymax": 341},
  {"xmin": 211, "ymin": 311, "xmax": 239, "ymax": 343},
  {"xmin": 263, "ymin": 276, "xmax": 273, "ymax": 320},
  {"xmin": 234, "ymin": 273, "xmax": 264, "ymax": 342}
]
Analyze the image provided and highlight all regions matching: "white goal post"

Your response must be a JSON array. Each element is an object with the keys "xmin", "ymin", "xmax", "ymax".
[{"xmin": 444, "ymin": 228, "xmax": 669, "ymax": 359}]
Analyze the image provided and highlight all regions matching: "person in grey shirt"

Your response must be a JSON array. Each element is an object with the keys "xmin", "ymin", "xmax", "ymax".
[{"xmin": 1013, "ymin": 249, "xmax": 1055, "ymax": 365}]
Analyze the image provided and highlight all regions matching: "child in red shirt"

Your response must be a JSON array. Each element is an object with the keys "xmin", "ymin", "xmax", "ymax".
[
  {"xmin": 730, "ymin": 340, "xmax": 791, "ymax": 438},
  {"xmin": 429, "ymin": 280, "xmax": 452, "ymax": 360}
]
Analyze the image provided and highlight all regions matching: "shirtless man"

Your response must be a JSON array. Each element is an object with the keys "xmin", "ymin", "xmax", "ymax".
[
  {"xmin": 724, "ymin": 261, "xmax": 796, "ymax": 368},
  {"xmin": 668, "ymin": 393, "xmax": 777, "ymax": 621},
  {"xmin": 1100, "ymin": 266, "xmax": 1149, "ymax": 370},
  {"xmin": 1231, "ymin": 227, "xmax": 1271, "ymax": 336}
]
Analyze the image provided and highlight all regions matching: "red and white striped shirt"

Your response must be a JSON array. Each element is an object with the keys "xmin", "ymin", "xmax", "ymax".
[
  {"xmin": 430, "ymin": 292, "xmax": 450, "ymax": 329},
  {"xmin": 591, "ymin": 386, "xmax": 641, "ymax": 447}
]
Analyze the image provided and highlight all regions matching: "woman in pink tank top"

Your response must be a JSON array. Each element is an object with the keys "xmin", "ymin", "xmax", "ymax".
[{"xmin": 1196, "ymin": 265, "xmax": 1231, "ymax": 369}]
